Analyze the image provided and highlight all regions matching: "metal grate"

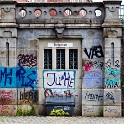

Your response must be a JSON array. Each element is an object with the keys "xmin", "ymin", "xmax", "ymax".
[
  {"xmin": 56, "ymin": 49, "xmax": 65, "ymax": 69},
  {"xmin": 44, "ymin": 49, "xmax": 52, "ymax": 69},
  {"xmin": 69, "ymin": 49, "xmax": 78, "ymax": 69}
]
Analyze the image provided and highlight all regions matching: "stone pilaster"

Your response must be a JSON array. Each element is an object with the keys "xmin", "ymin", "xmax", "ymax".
[
  {"xmin": 0, "ymin": 0, "xmax": 17, "ymax": 116},
  {"xmin": 0, "ymin": 0, "xmax": 17, "ymax": 67},
  {"xmin": 103, "ymin": 0, "xmax": 122, "ymax": 117}
]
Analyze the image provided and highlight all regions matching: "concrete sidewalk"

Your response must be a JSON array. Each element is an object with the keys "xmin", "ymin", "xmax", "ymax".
[{"xmin": 0, "ymin": 116, "xmax": 124, "ymax": 124}]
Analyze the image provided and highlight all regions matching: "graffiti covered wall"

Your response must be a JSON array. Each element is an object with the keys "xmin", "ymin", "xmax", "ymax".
[
  {"xmin": 82, "ymin": 30, "xmax": 104, "ymax": 116},
  {"xmin": 0, "ymin": 0, "xmax": 122, "ymax": 117}
]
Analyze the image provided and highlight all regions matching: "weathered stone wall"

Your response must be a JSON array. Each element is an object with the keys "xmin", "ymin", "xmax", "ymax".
[
  {"xmin": 0, "ymin": 0, "xmax": 123, "ymax": 117},
  {"xmin": 122, "ymin": 28, "xmax": 124, "ymax": 116},
  {"xmin": 103, "ymin": 0, "xmax": 122, "ymax": 117}
]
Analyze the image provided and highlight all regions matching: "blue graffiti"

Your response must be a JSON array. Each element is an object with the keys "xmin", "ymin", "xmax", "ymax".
[
  {"xmin": 0, "ymin": 67, "xmax": 16, "ymax": 88},
  {"xmin": 47, "ymin": 72, "xmax": 74, "ymax": 88},
  {"xmin": 83, "ymin": 71, "xmax": 103, "ymax": 88},
  {"xmin": 16, "ymin": 66, "xmax": 37, "ymax": 89},
  {"xmin": 61, "ymin": 72, "xmax": 74, "ymax": 87},
  {"xmin": 105, "ymin": 78, "xmax": 119, "ymax": 88},
  {"xmin": 0, "ymin": 66, "xmax": 37, "ymax": 89},
  {"xmin": 106, "ymin": 68, "xmax": 120, "ymax": 77}
]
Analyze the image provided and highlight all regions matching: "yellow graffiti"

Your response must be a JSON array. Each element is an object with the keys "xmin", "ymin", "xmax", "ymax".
[{"xmin": 50, "ymin": 109, "xmax": 69, "ymax": 116}]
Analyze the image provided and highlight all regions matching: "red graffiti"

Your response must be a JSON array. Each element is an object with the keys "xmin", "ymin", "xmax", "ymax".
[
  {"xmin": 0, "ymin": 105, "xmax": 9, "ymax": 115},
  {"xmin": 44, "ymin": 89, "xmax": 53, "ymax": 97},
  {"xmin": 0, "ymin": 90, "xmax": 14, "ymax": 104},
  {"xmin": 84, "ymin": 61, "xmax": 93, "ymax": 72},
  {"xmin": 0, "ymin": 105, "xmax": 16, "ymax": 116},
  {"xmin": 0, "ymin": 90, "xmax": 13, "ymax": 95}
]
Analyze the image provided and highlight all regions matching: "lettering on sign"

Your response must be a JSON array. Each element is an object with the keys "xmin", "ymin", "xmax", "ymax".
[{"xmin": 48, "ymin": 43, "xmax": 73, "ymax": 47}]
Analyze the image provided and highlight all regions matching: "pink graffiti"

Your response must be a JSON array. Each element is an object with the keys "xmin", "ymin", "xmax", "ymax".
[
  {"xmin": 0, "ymin": 105, "xmax": 16, "ymax": 116},
  {"xmin": 0, "ymin": 90, "xmax": 14, "ymax": 104},
  {"xmin": 84, "ymin": 61, "xmax": 93, "ymax": 72},
  {"xmin": 0, "ymin": 105, "xmax": 9, "ymax": 115}
]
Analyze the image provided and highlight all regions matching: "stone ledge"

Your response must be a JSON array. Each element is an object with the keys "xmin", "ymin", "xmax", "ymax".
[{"xmin": 0, "ymin": 23, "xmax": 18, "ymax": 27}]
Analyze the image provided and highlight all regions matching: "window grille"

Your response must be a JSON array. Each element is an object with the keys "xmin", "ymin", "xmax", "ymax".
[
  {"xmin": 69, "ymin": 49, "xmax": 78, "ymax": 69},
  {"xmin": 56, "ymin": 49, "xmax": 65, "ymax": 69},
  {"xmin": 44, "ymin": 49, "xmax": 52, "ymax": 69}
]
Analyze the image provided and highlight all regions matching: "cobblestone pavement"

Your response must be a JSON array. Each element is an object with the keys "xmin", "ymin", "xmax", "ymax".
[{"xmin": 0, "ymin": 116, "xmax": 124, "ymax": 124}]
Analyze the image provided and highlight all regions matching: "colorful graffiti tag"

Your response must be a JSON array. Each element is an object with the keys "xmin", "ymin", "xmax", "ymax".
[
  {"xmin": 0, "ymin": 66, "xmax": 37, "ymax": 89},
  {"xmin": 83, "ymin": 44, "xmax": 104, "ymax": 89},
  {"xmin": 16, "ymin": 66, "xmax": 38, "ymax": 89},
  {"xmin": 0, "ymin": 53, "xmax": 38, "ymax": 116},
  {"xmin": 105, "ymin": 59, "xmax": 120, "ymax": 88},
  {"xmin": 0, "ymin": 67, "xmax": 16, "ymax": 87},
  {"xmin": 106, "ymin": 78, "xmax": 119, "ymax": 88},
  {"xmin": 43, "ymin": 70, "xmax": 76, "ymax": 89}
]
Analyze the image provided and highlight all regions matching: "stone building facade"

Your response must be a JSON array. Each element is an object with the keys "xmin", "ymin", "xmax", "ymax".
[{"xmin": 0, "ymin": 0, "xmax": 123, "ymax": 117}]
